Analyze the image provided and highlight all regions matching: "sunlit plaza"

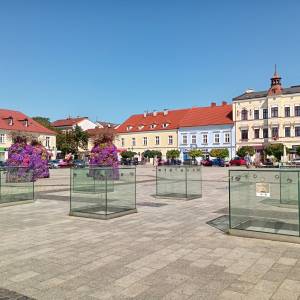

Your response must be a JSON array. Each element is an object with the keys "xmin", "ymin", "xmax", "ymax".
[{"xmin": 1, "ymin": 167, "xmax": 300, "ymax": 300}]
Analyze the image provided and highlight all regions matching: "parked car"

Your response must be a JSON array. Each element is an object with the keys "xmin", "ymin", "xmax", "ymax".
[
  {"xmin": 0, "ymin": 161, "xmax": 7, "ymax": 169},
  {"xmin": 291, "ymin": 159, "xmax": 300, "ymax": 166},
  {"xmin": 229, "ymin": 157, "xmax": 246, "ymax": 166},
  {"xmin": 201, "ymin": 159, "xmax": 213, "ymax": 166},
  {"xmin": 212, "ymin": 158, "xmax": 226, "ymax": 167},
  {"xmin": 48, "ymin": 159, "xmax": 60, "ymax": 169},
  {"xmin": 73, "ymin": 159, "xmax": 86, "ymax": 168},
  {"xmin": 58, "ymin": 160, "xmax": 73, "ymax": 168}
]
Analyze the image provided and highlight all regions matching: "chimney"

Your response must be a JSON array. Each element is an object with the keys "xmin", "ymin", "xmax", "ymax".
[
  {"xmin": 143, "ymin": 111, "xmax": 147, "ymax": 117},
  {"xmin": 222, "ymin": 101, "xmax": 227, "ymax": 106},
  {"xmin": 163, "ymin": 109, "xmax": 168, "ymax": 116},
  {"xmin": 153, "ymin": 110, "xmax": 157, "ymax": 116},
  {"xmin": 211, "ymin": 102, "xmax": 216, "ymax": 107}
]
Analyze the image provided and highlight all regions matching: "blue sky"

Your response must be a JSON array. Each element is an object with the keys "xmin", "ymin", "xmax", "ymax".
[{"xmin": 1, "ymin": 0, "xmax": 300, "ymax": 124}]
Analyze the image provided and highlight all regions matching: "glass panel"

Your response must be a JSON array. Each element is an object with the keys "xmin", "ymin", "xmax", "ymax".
[
  {"xmin": 229, "ymin": 170, "xmax": 299, "ymax": 236},
  {"xmin": 106, "ymin": 168, "xmax": 136, "ymax": 214},
  {"xmin": 156, "ymin": 166, "xmax": 202, "ymax": 199},
  {"xmin": 157, "ymin": 166, "xmax": 187, "ymax": 198},
  {"xmin": 186, "ymin": 166, "xmax": 202, "ymax": 198},
  {"xmin": 70, "ymin": 167, "xmax": 136, "ymax": 217},
  {"xmin": 0, "ymin": 167, "xmax": 34, "ymax": 204}
]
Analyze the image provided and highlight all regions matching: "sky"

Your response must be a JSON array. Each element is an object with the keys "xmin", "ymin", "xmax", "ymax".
[{"xmin": 1, "ymin": 0, "xmax": 300, "ymax": 124}]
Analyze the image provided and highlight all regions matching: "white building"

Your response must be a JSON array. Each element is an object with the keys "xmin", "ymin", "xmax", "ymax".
[{"xmin": 51, "ymin": 117, "xmax": 96, "ymax": 132}]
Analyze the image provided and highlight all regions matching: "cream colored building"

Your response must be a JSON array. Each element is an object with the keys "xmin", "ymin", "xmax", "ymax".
[
  {"xmin": 233, "ymin": 70, "xmax": 300, "ymax": 159},
  {"xmin": 116, "ymin": 109, "xmax": 190, "ymax": 159},
  {"xmin": 0, "ymin": 109, "xmax": 57, "ymax": 161}
]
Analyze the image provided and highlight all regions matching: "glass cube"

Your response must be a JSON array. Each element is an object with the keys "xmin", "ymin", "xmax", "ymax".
[
  {"xmin": 229, "ymin": 169, "xmax": 300, "ymax": 240},
  {"xmin": 0, "ymin": 167, "xmax": 34, "ymax": 207},
  {"xmin": 70, "ymin": 167, "xmax": 137, "ymax": 219},
  {"xmin": 156, "ymin": 166, "xmax": 202, "ymax": 199}
]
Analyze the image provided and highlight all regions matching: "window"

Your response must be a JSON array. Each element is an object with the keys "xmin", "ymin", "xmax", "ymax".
[
  {"xmin": 254, "ymin": 129, "xmax": 260, "ymax": 139},
  {"xmin": 295, "ymin": 106, "xmax": 300, "ymax": 117},
  {"xmin": 45, "ymin": 136, "xmax": 50, "ymax": 148},
  {"xmin": 263, "ymin": 128, "xmax": 268, "ymax": 138},
  {"xmin": 121, "ymin": 138, "xmax": 125, "ymax": 147},
  {"xmin": 272, "ymin": 127, "xmax": 279, "ymax": 138},
  {"xmin": 138, "ymin": 125, "xmax": 144, "ymax": 130},
  {"xmin": 285, "ymin": 127, "xmax": 291, "ymax": 137},
  {"xmin": 132, "ymin": 138, "xmax": 136, "ymax": 146},
  {"xmin": 0, "ymin": 134, "xmax": 5, "ymax": 144},
  {"xmin": 162, "ymin": 123, "xmax": 169, "ymax": 128},
  {"xmin": 254, "ymin": 110, "xmax": 259, "ymax": 120},
  {"xmin": 8, "ymin": 117, "xmax": 13, "ymax": 126},
  {"xmin": 296, "ymin": 127, "xmax": 300, "ymax": 137},
  {"xmin": 224, "ymin": 133, "xmax": 230, "ymax": 143},
  {"xmin": 263, "ymin": 109, "xmax": 268, "ymax": 119},
  {"xmin": 155, "ymin": 136, "xmax": 160, "ymax": 145},
  {"xmin": 214, "ymin": 133, "xmax": 220, "ymax": 143},
  {"xmin": 241, "ymin": 109, "xmax": 248, "ymax": 120},
  {"xmin": 182, "ymin": 135, "xmax": 187, "ymax": 145},
  {"xmin": 150, "ymin": 124, "xmax": 156, "ymax": 129},
  {"xmin": 241, "ymin": 130, "xmax": 248, "ymax": 140},
  {"xmin": 143, "ymin": 137, "xmax": 147, "ymax": 146},
  {"xmin": 202, "ymin": 134, "xmax": 208, "ymax": 144},
  {"xmin": 168, "ymin": 135, "xmax": 173, "ymax": 145},
  {"xmin": 285, "ymin": 107, "xmax": 290, "ymax": 117},
  {"xmin": 191, "ymin": 135, "xmax": 197, "ymax": 144},
  {"xmin": 271, "ymin": 107, "xmax": 278, "ymax": 118},
  {"xmin": 126, "ymin": 126, "xmax": 132, "ymax": 131}
]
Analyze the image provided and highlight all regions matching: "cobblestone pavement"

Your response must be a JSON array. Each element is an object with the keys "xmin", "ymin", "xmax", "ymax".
[{"xmin": 1, "ymin": 167, "xmax": 300, "ymax": 299}]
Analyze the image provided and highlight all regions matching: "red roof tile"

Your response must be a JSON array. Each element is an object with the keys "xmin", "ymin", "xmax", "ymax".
[
  {"xmin": 51, "ymin": 117, "xmax": 87, "ymax": 127},
  {"xmin": 0, "ymin": 109, "xmax": 56, "ymax": 135},
  {"xmin": 117, "ymin": 108, "xmax": 191, "ymax": 133},
  {"xmin": 179, "ymin": 104, "xmax": 233, "ymax": 127}
]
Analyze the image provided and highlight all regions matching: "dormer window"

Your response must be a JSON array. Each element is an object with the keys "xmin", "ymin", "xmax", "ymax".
[
  {"xmin": 138, "ymin": 125, "xmax": 144, "ymax": 130},
  {"xmin": 126, "ymin": 126, "xmax": 133, "ymax": 131},
  {"xmin": 8, "ymin": 117, "xmax": 13, "ymax": 126},
  {"xmin": 24, "ymin": 119, "xmax": 29, "ymax": 127},
  {"xmin": 150, "ymin": 124, "xmax": 157, "ymax": 129},
  {"xmin": 162, "ymin": 123, "xmax": 169, "ymax": 128}
]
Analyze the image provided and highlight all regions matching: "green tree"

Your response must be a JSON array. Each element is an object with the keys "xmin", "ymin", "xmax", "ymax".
[
  {"xmin": 296, "ymin": 146, "xmax": 300, "ymax": 156},
  {"xmin": 264, "ymin": 143, "xmax": 284, "ymax": 161},
  {"xmin": 188, "ymin": 149, "xmax": 203, "ymax": 160},
  {"xmin": 237, "ymin": 146, "xmax": 255, "ymax": 157},
  {"xmin": 210, "ymin": 148, "xmax": 229, "ymax": 159},
  {"xmin": 166, "ymin": 149, "xmax": 180, "ymax": 159},
  {"xmin": 143, "ymin": 150, "xmax": 162, "ymax": 158},
  {"xmin": 120, "ymin": 151, "xmax": 136, "ymax": 159},
  {"xmin": 32, "ymin": 116, "xmax": 56, "ymax": 131}
]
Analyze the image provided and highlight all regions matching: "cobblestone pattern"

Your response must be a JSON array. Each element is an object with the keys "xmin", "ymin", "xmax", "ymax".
[{"xmin": 1, "ymin": 167, "xmax": 300, "ymax": 299}]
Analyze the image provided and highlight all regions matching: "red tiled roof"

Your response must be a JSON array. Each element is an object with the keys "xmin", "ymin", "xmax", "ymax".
[
  {"xmin": 86, "ymin": 127, "xmax": 116, "ymax": 136},
  {"xmin": 117, "ymin": 108, "xmax": 191, "ymax": 133},
  {"xmin": 179, "ymin": 104, "xmax": 233, "ymax": 127},
  {"xmin": 0, "ymin": 109, "xmax": 56, "ymax": 135},
  {"xmin": 51, "ymin": 117, "xmax": 87, "ymax": 127}
]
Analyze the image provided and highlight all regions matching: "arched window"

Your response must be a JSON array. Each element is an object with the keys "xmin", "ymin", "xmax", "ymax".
[{"xmin": 241, "ymin": 109, "xmax": 248, "ymax": 121}]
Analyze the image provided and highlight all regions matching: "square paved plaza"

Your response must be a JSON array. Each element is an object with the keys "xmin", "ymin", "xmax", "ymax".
[{"xmin": 1, "ymin": 167, "xmax": 300, "ymax": 299}]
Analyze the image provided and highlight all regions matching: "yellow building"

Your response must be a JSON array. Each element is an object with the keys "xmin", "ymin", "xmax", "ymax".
[
  {"xmin": 233, "ymin": 69, "xmax": 300, "ymax": 159},
  {"xmin": 116, "ymin": 109, "xmax": 190, "ymax": 159},
  {"xmin": 0, "ymin": 109, "xmax": 57, "ymax": 161}
]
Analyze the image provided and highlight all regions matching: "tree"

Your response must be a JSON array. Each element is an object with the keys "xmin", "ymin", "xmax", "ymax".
[
  {"xmin": 188, "ymin": 149, "xmax": 203, "ymax": 160},
  {"xmin": 32, "ymin": 116, "xmax": 56, "ymax": 131},
  {"xmin": 210, "ymin": 148, "xmax": 229, "ymax": 159},
  {"xmin": 264, "ymin": 143, "xmax": 284, "ymax": 161},
  {"xmin": 237, "ymin": 146, "xmax": 255, "ymax": 157},
  {"xmin": 143, "ymin": 150, "xmax": 162, "ymax": 158},
  {"xmin": 166, "ymin": 149, "xmax": 180, "ymax": 159},
  {"xmin": 120, "ymin": 151, "xmax": 136, "ymax": 159},
  {"xmin": 296, "ymin": 146, "xmax": 300, "ymax": 156}
]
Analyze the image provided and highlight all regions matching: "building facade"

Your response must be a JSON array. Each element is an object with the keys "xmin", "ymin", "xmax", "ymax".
[
  {"xmin": 233, "ymin": 69, "xmax": 300, "ymax": 159},
  {"xmin": 0, "ymin": 109, "xmax": 57, "ymax": 161},
  {"xmin": 178, "ymin": 102, "xmax": 235, "ymax": 160},
  {"xmin": 51, "ymin": 117, "xmax": 96, "ymax": 132},
  {"xmin": 116, "ymin": 109, "xmax": 190, "ymax": 159}
]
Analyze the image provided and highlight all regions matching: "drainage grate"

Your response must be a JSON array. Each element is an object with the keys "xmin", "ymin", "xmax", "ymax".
[
  {"xmin": 207, "ymin": 215, "xmax": 229, "ymax": 232},
  {"xmin": 138, "ymin": 202, "xmax": 168, "ymax": 207}
]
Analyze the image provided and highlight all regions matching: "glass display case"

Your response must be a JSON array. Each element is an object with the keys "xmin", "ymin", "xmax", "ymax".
[
  {"xmin": 229, "ymin": 169, "xmax": 300, "ymax": 242},
  {"xmin": 0, "ymin": 167, "xmax": 34, "ymax": 207},
  {"xmin": 156, "ymin": 166, "xmax": 202, "ymax": 199},
  {"xmin": 70, "ymin": 167, "xmax": 137, "ymax": 219}
]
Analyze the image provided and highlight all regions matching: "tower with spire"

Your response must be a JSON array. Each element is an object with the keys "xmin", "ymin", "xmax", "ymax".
[{"xmin": 268, "ymin": 64, "xmax": 283, "ymax": 96}]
